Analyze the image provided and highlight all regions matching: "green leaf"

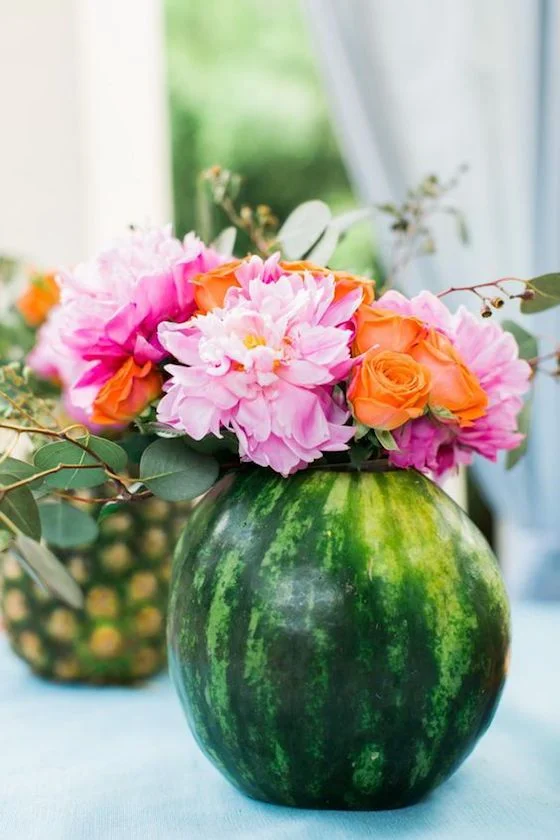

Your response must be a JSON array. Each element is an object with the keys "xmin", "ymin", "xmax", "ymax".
[
  {"xmin": 430, "ymin": 405, "xmax": 456, "ymax": 421},
  {"xmin": 277, "ymin": 200, "xmax": 331, "ymax": 259},
  {"xmin": 212, "ymin": 226, "xmax": 237, "ymax": 256},
  {"xmin": 374, "ymin": 429, "xmax": 400, "ymax": 452},
  {"xmin": 306, "ymin": 225, "xmax": 340, "ymax": 266},
  {"xmin": 141, "ymin": 422, "xmax": 185, "ymax": 439},
  {"xmin": 97, "ymin": 500, "xmax": 128, "ymax": 524},
  {"xmin": 0, "ymin": 473, "xmax": 41, "ymax": 539},
  {"xmin": 119, "ymin": 433, "xmax": 156, "ymax": 464},
  {"xmin": 354, "ymin": 422, "xmax": 371, "ymax": 441},
  {"xmin": 502, "ymin": 320, "xmax": 539, "ymax": 361},
  {"xmin": 181, "ymin": 432, "xmax": 238, "ymax": 456},
  {"xmin": 521, "ymin": 273, "xmax": 560, "ymax": 313},
  {"xmin": 140, "ymin": 438, "xmax": 220, "ymax": 502},
  {"xmin": 506, "ymin": 396, "xmax": 532, "ymax": 469},
  {"xmin": 349, "ymin": 441, "xmax": 375, "ymax": 469},
  {"xmin": 0, "ymin": 457, "xmax": 43, "ymax": 488},
  {"xmin": 10, "ymin": 533, "xmax": 84, "ymax": 608},
  {"xmin": 307, "ymin": 207, "xmax": 374, "ymax": 265},
  {"xmin": 39, "ymin": 501, "xmax": 99, "ymax": 548},
  {"xmin": 34, "ymin": 435, "xmax": 127, "ymax": 490}
]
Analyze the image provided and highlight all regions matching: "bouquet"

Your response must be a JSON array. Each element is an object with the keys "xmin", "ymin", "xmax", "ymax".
[{"xmin": 0, "ymin": 167, "xmax": 557, "ymax": 602}]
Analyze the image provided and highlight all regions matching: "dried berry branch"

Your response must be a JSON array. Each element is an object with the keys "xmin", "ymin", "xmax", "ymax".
[
  {"xmin": 378, "ymin": 167, "xmax": 470, "ymax": 287},
  {"xmin": 201, "ymin": 166, "xmax": 279, "ymax": 257},
  {"xmin": 437, "ymin": 277, "xmax": 536, "ymax": 317}
]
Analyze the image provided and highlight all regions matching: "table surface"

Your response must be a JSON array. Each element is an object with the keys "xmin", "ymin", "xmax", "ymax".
[{"xmin": 1, "ymin": 604, "xmax": 559, "ymax": 840}]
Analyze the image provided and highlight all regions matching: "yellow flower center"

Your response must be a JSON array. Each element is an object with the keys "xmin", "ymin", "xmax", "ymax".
[{"xmin": 244, "ymin": 334, "xmax": 267, "ymax": 350}]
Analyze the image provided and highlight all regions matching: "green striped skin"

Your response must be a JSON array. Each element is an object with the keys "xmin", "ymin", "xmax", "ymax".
[{"xmin": 168, "ymin": 467, "xmax": 510, "ymax": 810}]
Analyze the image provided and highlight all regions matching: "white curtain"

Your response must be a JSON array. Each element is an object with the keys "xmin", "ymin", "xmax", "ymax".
[{"xmin": 303, "ymin": 0, "xmax": 560, "ymax": 597}]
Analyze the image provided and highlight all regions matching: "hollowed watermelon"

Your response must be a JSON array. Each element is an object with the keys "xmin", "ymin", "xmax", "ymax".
[{"xmin": 168, "ymin": 467, "xmax": 510, "ymax": 810}]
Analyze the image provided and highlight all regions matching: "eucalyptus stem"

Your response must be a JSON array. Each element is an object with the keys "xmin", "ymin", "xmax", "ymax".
[{"xmin": 0, "ymin": 509, "xmax": 18, "ymax": 534}]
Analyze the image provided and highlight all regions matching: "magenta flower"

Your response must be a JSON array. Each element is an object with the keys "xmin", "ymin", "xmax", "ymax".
[
  {"xmin": 158, "ymin": 264, "xmax": 361, "ymax": 475},
  {"xmin": 377, "ymin": 290, "xmax": 532, "ymax": 477},
  {"xmin": 42, "ymin": 226, "xmax": 224, "ymax": 420}
]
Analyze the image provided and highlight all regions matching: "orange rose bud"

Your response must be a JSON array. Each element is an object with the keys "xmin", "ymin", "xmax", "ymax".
[
  {"xmin": 332, "ymin": 271, "xmax": 375, "ymax": 306},
  {"xmin": 353, "ymin": 306, "xmax": 427, "ymax": 357},
  {"xmin": 348, "ymin": 349, "xmax": 432, "ymax": 431},
  {"xmin": 410, "ymin": 329, "xmax": 488, "ymax": 426},
  {"xmin": 193, "ymin": 260, "xmax": 243, "ymax": 313},
  {"xmin": 91, "ymin": 358, "xmax": 163, "ymax": 426},
  {"xmin": 280, "ymin": 261, "xmax": 375, "ymax": 306},
  {"xmin": 16, "ymin": 272, "xmax": 60, "ymax": 327}
]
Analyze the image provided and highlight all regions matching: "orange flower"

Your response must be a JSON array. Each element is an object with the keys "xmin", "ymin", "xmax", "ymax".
[
  {"xmin": 193, "ymin": 260, "xmax": 243, "ymax": 313},
  {"xmin": 353, "ymin": 306, "xmax": 427, "ymax": 357},
  {"xmin": 16, "ymin": 272, "xmax": 60, "ymax": 327},
  {"xmin": 348, "ymin": 349, "xmax": 432, "ymax": 431},
  {"xmin": 410, "ymin": 330, "xmax": 488, "ymax": 427},
  {"xmin": 91, "ymin": 358, "xmax": 163, "ymax": 425},
  {"xmin": 280, "ymin": 261, "xmax": 375, "ymax": 306},
  {"xmin": 193, "ymin": 257, "xmax": 375, "ymax": 315}
]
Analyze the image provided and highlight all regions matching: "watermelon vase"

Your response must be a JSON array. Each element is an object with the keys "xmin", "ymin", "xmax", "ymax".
[{"xmin": 168, "ymin": 466, "xmax": 510, "ymax": 810}]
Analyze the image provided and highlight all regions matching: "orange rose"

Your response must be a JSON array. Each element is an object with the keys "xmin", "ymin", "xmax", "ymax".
[
  {"xmin": 193, "ymin": 260, "xmax": 243, "ymax": 313},
  {"xmin": 280, "ymin": 261, "xmax": 375, "ymax": 306},
  {"xmin": 16, "ymin": 272, "xmax": 60, "ymax": 327},
  {"xmin": 410, "ymin": 329, "xmax": 488, "ymax": 426},
  {"xmin": 348, "ymin": 349, "xmax": 432, "ymax": 431},
  {"xmin": 353, "ymin": 306, "xmax": 427, "ymax": 357},
  {"xmin": 91, "ymin": 358, "xmax": 163, "ymax": 425}
]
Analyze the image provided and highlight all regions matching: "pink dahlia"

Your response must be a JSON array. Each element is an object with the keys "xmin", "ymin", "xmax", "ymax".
[
  {"xmin": 46, "ymin": 226, "xmax": 225, "ymax": 423},
  {"xmin": 158, "ymin": 264, "xmax": 361, "ymax": 475},
  {"xmin": 377, "ymin": 290, "xmax": 532, "ymax": 477}
]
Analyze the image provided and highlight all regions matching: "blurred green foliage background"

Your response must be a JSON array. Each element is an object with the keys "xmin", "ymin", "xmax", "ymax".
[{"xmin": 164, "ymin": 0, "xmax": 374, "ymax": 270}]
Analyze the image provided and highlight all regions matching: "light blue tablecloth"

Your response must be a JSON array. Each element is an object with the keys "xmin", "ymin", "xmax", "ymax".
[{"xmin": 1, "ymin": 604, "xmax": 559, "ymax": 840}]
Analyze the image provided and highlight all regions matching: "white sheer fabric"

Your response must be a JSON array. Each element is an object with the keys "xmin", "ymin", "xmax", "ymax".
[{"xmin": 303, "ymin": 0, "xmax": 560, "ymax": 596}]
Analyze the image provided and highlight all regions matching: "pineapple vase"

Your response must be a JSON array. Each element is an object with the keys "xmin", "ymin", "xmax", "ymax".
[{"xmin": 1, "ymin": 494, "xmax": 188, "ymax": 683}]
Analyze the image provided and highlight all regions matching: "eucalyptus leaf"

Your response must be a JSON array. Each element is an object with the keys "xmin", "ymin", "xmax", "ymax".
[
  {"xmin": 212, "ymin": 226, "xmax": 237, "ymax": 257},
  {"xmin": 306, "ymin": 225, "xmax": 340, "ymax": 266},
  {"xmin": 34, "ymin": 435, "xmax": 127, "ymax": 490},
  {"xmin": 0, "ymin": 473, "xmax": 41, "ymax": 540},
  {"xmin": 39, "ymin": 501, "xmax": 99, "ymax": 548},
  {"xmin": 97, "ymin": 500, "xmax": 129, "ymax": 524},
  {"xmin": 119, "ymin": 433, "xmax": 156, "ymax": 464},
  {"xmin": 307, "ymin": 207, "xmax": 374, "ymax": 266},
  {"xmin": 0, "ymin": 457, "xmax": 43, "ymax": 488},
  {"xmin": 277, "ymin": 200, "xmax": 331, "ymax": 259},
  {"xmin": 374, "ymin": 429, "xmax": 400, "ymax": 452},
  {"xmin": 502, "ymin": 320, "xmax": 538, "ymax": 361},
  {"xmin": 332, "ymin": 206, "xmax": 374, "ymax": 234},
  {"xmin": 140, "ymin": 438, "xmax": 220, "ymax": 502},
  {"xmin": 0, "ymin": 530, "xmax": 11, "ymax": 552},
  {"xmin": 521, "ymin": 273, "xmax": 560, "ymax": 314},
  {"xmin": 142, "ymin": 422, "xmax": 186, "ymax": 439},
  {"xmin": 506, "ymin": 396, "xmax": 532, "ymax": 470},
  {"xmin": 11, "ymin": 533, "xmax": 84, "ymax": 608}
]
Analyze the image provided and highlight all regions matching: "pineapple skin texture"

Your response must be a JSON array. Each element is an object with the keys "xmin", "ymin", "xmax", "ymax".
[{"xmin": 1, "ymin": 496, "xmax": 189, "ymax": 684}]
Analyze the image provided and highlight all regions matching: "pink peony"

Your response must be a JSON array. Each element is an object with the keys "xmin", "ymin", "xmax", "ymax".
[
  {"xmin": 40, "ymin": 226, "xmax": 225, "ymax": 420},
  {"xmin": 157, "ymin": 263, "xmax": 361, "ymax": 475},
  {"xmin": 377, "ymin": 290, "xmax": 532, "ymax": 477},
  {"xmin": 28, "ymin": 301, "xmax": 84, "ymax": 387}
]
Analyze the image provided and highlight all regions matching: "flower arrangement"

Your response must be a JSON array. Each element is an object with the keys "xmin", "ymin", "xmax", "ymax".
[{"xmin": 1, "ymin": 167, "xmax": 558, "ymax": 601}]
